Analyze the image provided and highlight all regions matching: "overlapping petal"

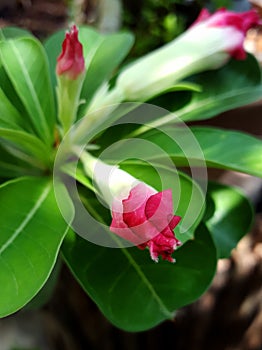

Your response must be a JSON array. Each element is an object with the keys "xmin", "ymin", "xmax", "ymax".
[{"xmin": 110, "ymin": 183, "xmax": 181, "ymax": 262}]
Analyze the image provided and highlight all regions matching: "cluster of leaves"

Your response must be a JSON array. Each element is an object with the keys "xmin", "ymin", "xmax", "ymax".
[{"xmin": 0, "ymin": 25, "xmax": 261, "ymax": 332}]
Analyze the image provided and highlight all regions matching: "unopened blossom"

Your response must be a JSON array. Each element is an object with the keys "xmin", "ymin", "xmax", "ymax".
[
  {"xmin": 115, "ymin": 8, "xmax": 260, "ymax": 101},
  {"xmin": 56, "ymin": 24, "xmax": 85, "ymax": 80},
  {"xmin": 110, "ymin": 183, "xmax": 181, "ymax": 263},
  {"xmin": 82, "ymin": 152, "xmax": 181, "ymax": 263},
  {"xmin": 193, "ymin": 8, "xmax": 260, "ymax": 60},
  {"xmin": 56, "ymin": 25, "xmax": 86, "ymax": 133}
]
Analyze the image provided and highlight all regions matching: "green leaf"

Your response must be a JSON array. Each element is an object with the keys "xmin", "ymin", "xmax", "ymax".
[
  {"xmin": 0, "ymin": 27, "xmax": 32, "ymax": 40},
  {"xmin": 149, "ymin": 54, "xmax": 262, "ymax": 125},
  {"xmin": 0, "ymin": 87, "xmax": 26, "ymax": 130},
  {"xmin": 24, "ymin": 257, "xmax": 62, "ymax": 310},
  {"xmin": 0, "ymin": 143, "xmax": 41, "ymax": 178},
  {"xmin": 0, "ymin": 66, "xmax": 33, "ymax": 134},
  {"xmin": 62, "ymin": 224, "xmax": 216, "ymax": 331},
  {"xmin": 134, "ymin": 126, "xmax": 262, "ymax": 178},
  {"xmin": 78, "ymin": 31, "xmax": 134, "ymax": 116},
  {"xmin": 165, "ymin": 81, "xmax": 202, "ymax": 93},
  {"xmin": 206, "ymin": 182, "xmax": 254, "ymax": 259},
  {"xmin": 0, "ymin": 177, "xmax": 69, "ymax": 317},
  {"xmin": 0, "ymin": 37, "xmax": 55, "ymax": 145},
  {"xmin": 0, "ymin": 128, "xmax": 52, "ymax": 169}
]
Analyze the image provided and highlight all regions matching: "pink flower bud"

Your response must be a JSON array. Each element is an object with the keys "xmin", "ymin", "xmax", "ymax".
[
  {"xmin": 110, "ymin": 183, "xmax": 181, "ymax": 263},
  {"xmin": 56, "ymin": 25, "xmax": 85, "ymax": 80},
  {"xmin": 193, "ymin": 8, "xmax": 260, "ymax": 59}
]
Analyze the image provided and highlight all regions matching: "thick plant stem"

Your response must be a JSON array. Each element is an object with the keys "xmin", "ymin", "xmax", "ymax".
[{"xmin": 56, "ymin": 74, "xmax": 85, "ymax": 136}]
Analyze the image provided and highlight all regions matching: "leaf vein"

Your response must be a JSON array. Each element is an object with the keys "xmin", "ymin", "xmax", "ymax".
[
  {"xmin": 0, "ymin": 182, "xmax": 51, "ymax": 255},
  {"xmin": 120, "ymin": 248, "xmax": 173, "ymax": 318},
  {"xmin": 8, "ymin": 41, "xmax": 49, "ymax": 136}
]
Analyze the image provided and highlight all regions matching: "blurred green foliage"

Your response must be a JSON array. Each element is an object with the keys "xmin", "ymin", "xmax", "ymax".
[
  {"xmin": 122, "ymin": 0, "xmax": 248, "ymax": 57},
  {"xmin": 122, "ymin": 0, "xmax": 198, "ymax": 56}
]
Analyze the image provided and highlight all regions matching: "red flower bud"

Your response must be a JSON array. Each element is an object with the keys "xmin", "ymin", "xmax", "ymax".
[
  {"xmin": 110, "ymin": 183, "xmax": 181, "ymax": 263},
  {"xmin": 56, "ymin": 25, "xmax": 85, "ymax": 80}
]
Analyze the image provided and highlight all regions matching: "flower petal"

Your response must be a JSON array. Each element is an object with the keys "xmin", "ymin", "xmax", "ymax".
[{"xmin": 56, "ymin": 25, "xmax": 85, "ymax": 79}]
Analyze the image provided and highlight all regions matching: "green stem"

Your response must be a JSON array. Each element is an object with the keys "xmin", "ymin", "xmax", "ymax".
[
  {"xmin": 56, "ymin": 74, "xmax": 85, "ymax": 136},
  {"xmin": 79, "ymin": 150, "xmax": 99, "ymax": 179}
]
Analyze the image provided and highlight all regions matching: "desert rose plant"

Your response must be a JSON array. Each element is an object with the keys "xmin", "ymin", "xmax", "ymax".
[{"xmin": 0, "ymin": 8, "xmax": 262, "ymax": 331}]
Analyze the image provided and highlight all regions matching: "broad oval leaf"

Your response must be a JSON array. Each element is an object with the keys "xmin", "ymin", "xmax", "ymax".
[
  {"xmin": 178, "ymin": 55, "xmax": 262, "ymax": 122},
  {"xmin": 0, "ymin": 143, "xmax": 42, "ymax": 178},
  {"xmin": 0, "ymin": 87, "xmax": 25, "ymax": 130},
  {"xmin": 136, "ymin": 126, "xmax": 262, "ymax": 178},
  {"xmin": 78, "ymin": 31, "xmax": 134, "ymax": 117},
  {"xmin": 0, "ymin": 128, "xmax": 52, "ymax": 169},
  {"xmin": 0, "ymin": 177, "xmax": 69, "ymax": 317},
  {"xmin": 0, "ymin": 33, "xmax": 34, "ymax": 132},
  {"xmin": 0, "ymin": 37, "xmax": 55, "ymax": 145},
  {"xmin": 0, "ymin": 67, "xmax": 33, "ymax": 134},
  {"xmin": 149, "ymin": 54, "xmax": 262, "ymax": 125},
  {"xmin": 205, "ymin": 182, "xmax": 254, "ymax": 259},
  {"xmin": 62, "ymin": 224, "xmax": 216, "ymax": 331},
  {"xmin": 0, "ymin": 27, "xmax": 32, "ymax": 40}
]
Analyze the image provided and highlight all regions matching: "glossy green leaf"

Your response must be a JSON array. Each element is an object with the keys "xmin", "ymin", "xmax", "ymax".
[
  {"xmin": 0, "ymin": 158, "xmax": 28, "ymax": 178},
  {"xmin": 149, "ymin": 54, "xmax": 262, "ymax": 125},
  {"xmin": 0, "ymin": 177, "xmax": 69, "ymax": 317},
  {"xmin": 0, "ymin": 27, "xmax": 32, "ymax": 40},
  {"xmin": 164, "ymin": 81, "xmax": 202, "ymax": 93},
  {"xmin": 0, "ymin": 143, "xmax": 41, "ymax": 178},
  {"xmin": 206, "ymin": 182, "xmax": 254, "ymax": 259},
  {"xmin": 0, "ymin": 87, "xmax": 25, "ymax": 130},
  {"xmin": 25, "ymin": 258, "xmax": 62, "ymax": 310},
  {"xmin": 0, "ymin": 37, "xmax": 55, "ymax": 144},
  {"xmin": 0, "ymin": 128, "xmax": 52, "ymax": 169},
  {"xmin": 0, "ymin": 66, "xmax": 33, "ymax": 134},
  {"xmin": 132, "ymin": 126, "xmax": 262, "ymax": 178},
  {"xmin": 62, "ymin": 224, "xmax": 216, "ymax": 331},
  {"xmin": 0, "ymin": 160, "xmax": 38, "ymax": 178},
  {"xmin": 78, "ymin": 31, "xmax": 134, "ymax": 117}
]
